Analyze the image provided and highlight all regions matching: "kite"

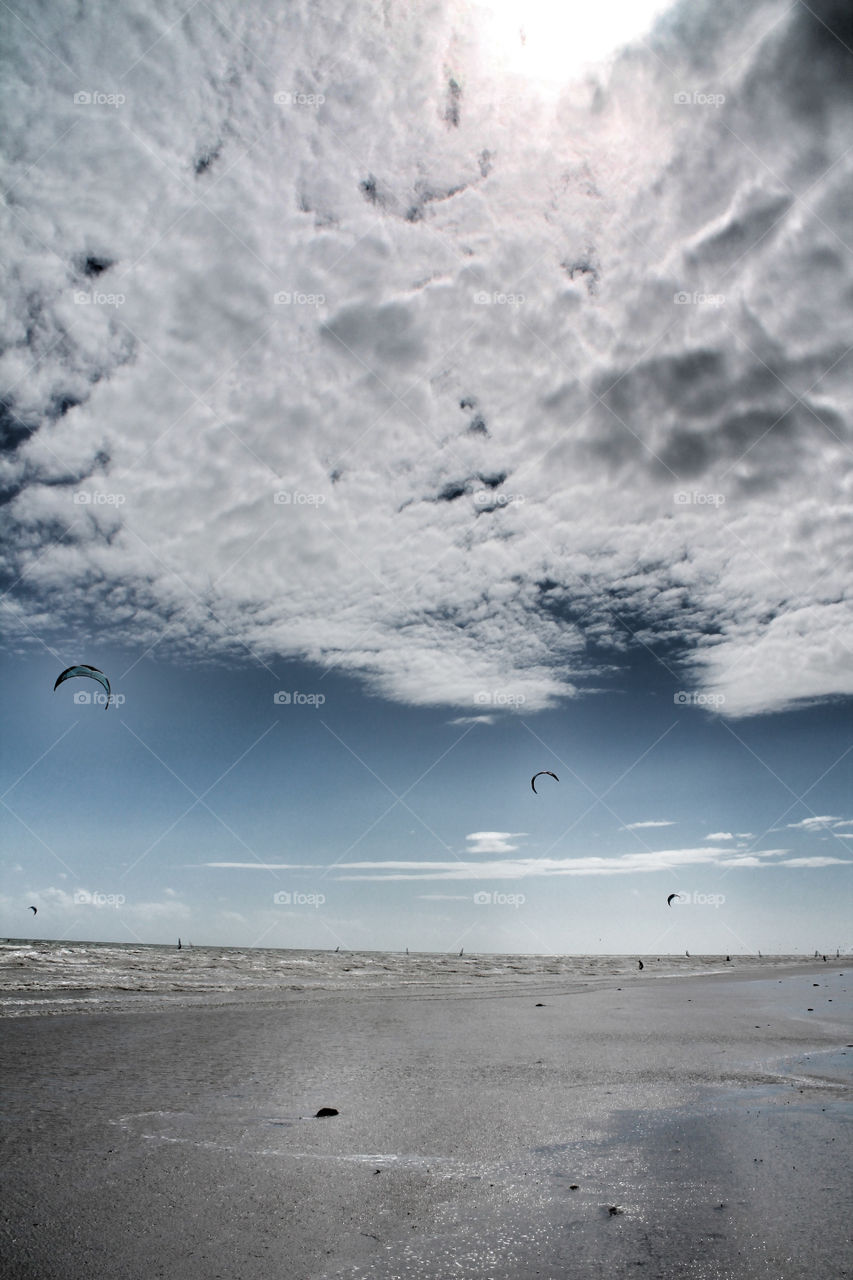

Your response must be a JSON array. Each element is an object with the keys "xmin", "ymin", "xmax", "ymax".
[
  {"xmin": 531, "ymin": 771, "xmax": 558, "ymax": 793},
  {"xmin": 54, "ymin": 665, "xmax": 111, "ymax": 709},
  {"xmin": 667, "ymin": 893, "xmax": 683, "ymax": 907},
  {"xmin": 29, "ymin": 905, "xmax": 37, "ymax": 915}
]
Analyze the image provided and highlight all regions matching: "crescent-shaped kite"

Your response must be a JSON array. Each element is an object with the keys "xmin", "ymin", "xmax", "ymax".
[
  {"xmin": 667, "ymin": 893, "xmax": 683, "ymax": 907},
  {"xmin": 54, "ymin": 664, "xmax": 111, "ymax": 709},
  {"xmin": 29, "ymin": 905, "xmax": 37, "ymax": 915},
  {"xmin": 531, "ymin": 771, "xmax": 559, "ymax": 793}
]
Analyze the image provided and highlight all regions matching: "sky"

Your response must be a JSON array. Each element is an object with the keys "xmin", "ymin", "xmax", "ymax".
[{"xmin": 1, "ymin": 0, "xmax": 851, "ymax": 953}]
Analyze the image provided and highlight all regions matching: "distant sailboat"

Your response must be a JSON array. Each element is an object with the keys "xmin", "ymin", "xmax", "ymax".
[{"xmin": 177, "ymin": 938, "xmax": 182, "ymax": 950}]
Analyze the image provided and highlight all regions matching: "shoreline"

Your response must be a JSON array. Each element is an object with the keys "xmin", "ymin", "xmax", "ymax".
[
  {"xmin": 1, "ymin": 964, "xmax": 850, "ymax": 1278},
  {"xmin": 1, "ymin": 950, "xmax": 842, "ymax": 1019}
]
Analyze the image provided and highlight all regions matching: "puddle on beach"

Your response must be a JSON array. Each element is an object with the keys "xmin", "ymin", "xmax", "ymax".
[{"xmin": 322, "ymin": 1091, "xmax": 851, "ymax": 1280}]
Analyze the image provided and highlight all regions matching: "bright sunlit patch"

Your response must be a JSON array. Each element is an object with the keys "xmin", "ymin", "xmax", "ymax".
[{"xmin": 476, "ymin": 0, "xmax": 674, "ymax": 87}]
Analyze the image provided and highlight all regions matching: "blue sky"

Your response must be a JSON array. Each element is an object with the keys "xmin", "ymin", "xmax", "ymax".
[
  {"xmin": 1, "ymin": 0, "xmax": 851, "ymax": 951},
  {"xmin": 2, "ymin": 640, "xmax": 850, "ymax": 952}
]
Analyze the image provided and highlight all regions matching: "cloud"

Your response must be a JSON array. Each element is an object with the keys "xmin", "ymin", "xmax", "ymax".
[
  {"xmin": 705, "ymin": 831, "xmax": 733, "ymax": 840},
  {"xmin": 623, "ymin": 820, "xmax": 676, "ymax": 830},
  {"xmin": 782, "ymin": 816, "xmax": 845, "ymax": 831},
  {"xmin": 203, "ymin": 862, "xmax": 317, "ymax": 870},
  {"xmin": 329, "ymin": 845, "xmax": 793, "ymax": 879},
  {"xmin": 780, "ymin": 856, "xmax": 852, "ymax": 867},
  {"xmin": 465, "ymin": 831, "xmax": 525, "ymax": 855},
  {"xmin": 2, "ymin": 0, "xmax": 852, "ymax": 718}
]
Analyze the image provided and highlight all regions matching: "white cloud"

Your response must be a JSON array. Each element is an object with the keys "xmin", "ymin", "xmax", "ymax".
[
  {"xmin": 623, "ymin": 820, "xmax": 676, "ymax": 830},
  {"xmin": 330, "ymin": 845, "xmax": 793, "ymax": 879},
  {"xmin": 705, "ymin": 831, "xmax": 733, "ymax": 840},
  {"xmin": 465, "ymin": 830, "xmax": 525, "ymax": 854},
  {"xmin": 2, "ymin": 0, "xmax": 852, "ymax": 718},
  {"xmin": 781, "ymin": 857, "xmax": 852, "ymax": 867},
  {"xmin": 783, "ymin": 816, "xmax": 844, "ymax": 831}
]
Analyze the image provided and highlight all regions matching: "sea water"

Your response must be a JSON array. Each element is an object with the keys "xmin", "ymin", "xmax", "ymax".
[{"xmin": 0, "ymin": 939, "xmax": 810, "ymax": 1017}]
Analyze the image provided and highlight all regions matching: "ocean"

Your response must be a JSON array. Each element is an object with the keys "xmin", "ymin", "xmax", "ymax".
[{"xmin": 0, "ymin": 939, "xmax": 818, "ymax": 1017}]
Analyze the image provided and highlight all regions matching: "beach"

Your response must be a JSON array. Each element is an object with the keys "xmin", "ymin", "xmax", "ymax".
[{"xmin": 1, "ymin": 960, "xmax": 850, "ymax": 1279}]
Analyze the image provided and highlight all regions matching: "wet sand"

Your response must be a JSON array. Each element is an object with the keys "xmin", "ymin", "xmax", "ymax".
[{"xmin": 1, "ymin": 963, "xmax": 850, "ymax": 1279}]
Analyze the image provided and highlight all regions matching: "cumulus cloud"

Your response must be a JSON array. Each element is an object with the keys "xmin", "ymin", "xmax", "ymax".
[
  {"xmin": 705, "ymin": 831, "xmax": 734, "ymax": 840},
  {"xmin": 2, "ymin": 0, "xmax": 852, "ymax": 717}
]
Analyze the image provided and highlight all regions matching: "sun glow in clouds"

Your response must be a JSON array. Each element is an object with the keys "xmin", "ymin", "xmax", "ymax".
[{"xmin": 475, "ymin": 0, "xmax": 674, "ymax": 87}]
